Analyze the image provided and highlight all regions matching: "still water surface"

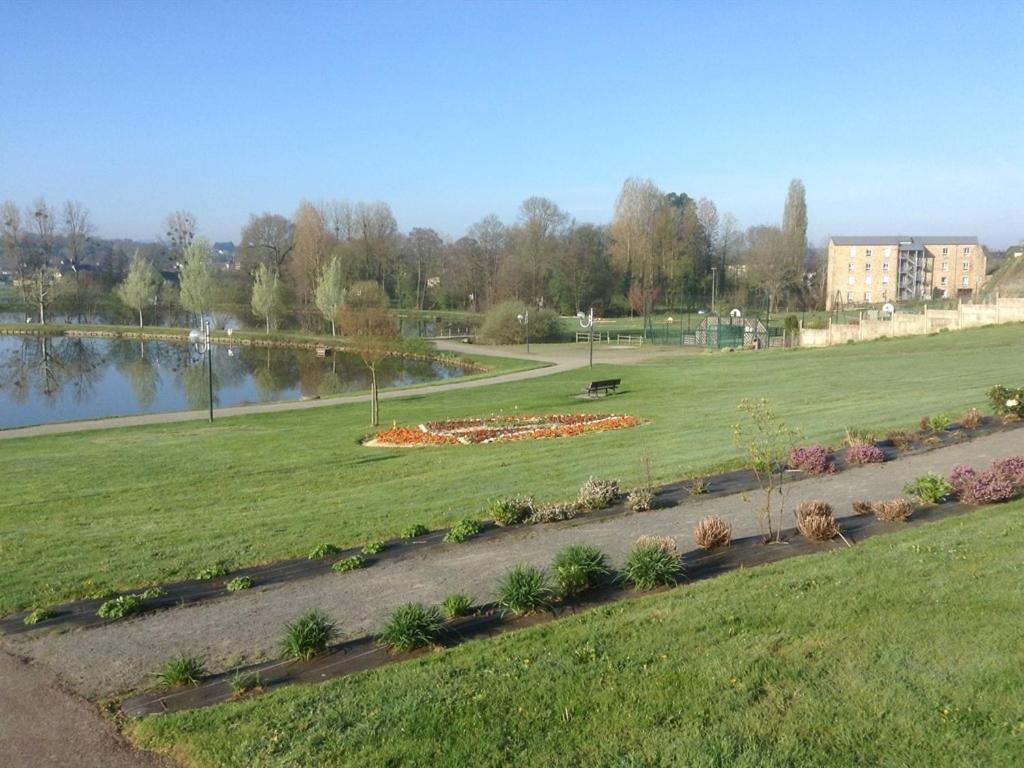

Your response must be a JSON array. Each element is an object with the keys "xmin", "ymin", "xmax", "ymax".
[{"xmin": 0, "ymin": 334, "xmax": 465, "ymax": 428}]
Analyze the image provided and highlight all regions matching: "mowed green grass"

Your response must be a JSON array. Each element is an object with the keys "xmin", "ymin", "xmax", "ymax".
[
  {"xmin": 1, "ymin": 324, "xmax": 1021, "ymax": 614},
  {"xmin": 129, "ymin": 502, "xmax": 1024, "ymax": 767}
]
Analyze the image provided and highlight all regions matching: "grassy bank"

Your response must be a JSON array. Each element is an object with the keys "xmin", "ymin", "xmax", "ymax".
[
  {"xmin": 128, "ymin": 502, "xmax": 1024, "ymax": 767},
  {"xmin": 1, "ymin": 324, "xmax": 1022, "ymax": 614}
]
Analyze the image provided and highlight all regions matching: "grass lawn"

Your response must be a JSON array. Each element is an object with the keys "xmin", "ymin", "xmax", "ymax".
[
  {"xmin": 128, "ymin": 501, "xmax": 1024, "ymax": 767},
  {"xmin": 1, "ymin": 324, "xmax": 1022, "ymax": 614}
]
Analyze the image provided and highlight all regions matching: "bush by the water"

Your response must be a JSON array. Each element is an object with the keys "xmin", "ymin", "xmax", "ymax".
[{"xmin": 478, "ymin": 301, "xmax": 560, "ymax": 344}]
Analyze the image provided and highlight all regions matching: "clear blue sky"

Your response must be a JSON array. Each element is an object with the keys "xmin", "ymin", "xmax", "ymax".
[{"xmin": 2, "ymin": 0, "xmax": 1021, "ymax": 247}]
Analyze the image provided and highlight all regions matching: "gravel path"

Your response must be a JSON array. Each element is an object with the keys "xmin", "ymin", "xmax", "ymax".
[
  {"xmin": 9, "ymin": 427, "xmax": 1021, "ymax": 700},
  {"xmin": 0, "ymin": 650, "xmax": 170, "ymax": 768}
]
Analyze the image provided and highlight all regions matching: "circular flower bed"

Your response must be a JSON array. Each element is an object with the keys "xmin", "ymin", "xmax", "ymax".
[{"xmin": 370, "ymin": 413, "xmax": 642, "ymax": 446}]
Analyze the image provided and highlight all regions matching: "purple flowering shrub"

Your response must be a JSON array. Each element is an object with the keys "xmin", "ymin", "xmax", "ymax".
[
  {"xmin": 991, "ymin": 456, "xmax": 1024, "ymax": 488},
  {"xmin": 788, "ymin": 445, "xmax": 834, "ymax": 474},
  {"xmin": 846, "ymin": 443, "xmax": 884, "ymax": 465},
  {"xmin": 947, "ymin": 464, "xmax": 978, "ymax": 494},
  {"xmin": 960, "ymin": 469, "xmax": 1016, "ymax": 505}
]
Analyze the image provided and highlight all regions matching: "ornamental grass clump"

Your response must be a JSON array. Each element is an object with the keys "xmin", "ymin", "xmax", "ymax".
[
  {"xmin": 886, "ymin": 430, "xmax": 915, "ymax": 452},
  {"xmin": 441, "ymin": 593, "xmax": 474, "ymax": 619},
  {"xmin": 693, "ymin": 515, "xmax": 732, "ymax": 550},
  {"xmin": 577, "ymin": 477, "xmax": 621, "ymax": 511},
  {"xmin": 852, "ymin": 500, "xmax": 874, "ymax": 515},
  {"xmin": 626, "ymin": 488, "xmax": 655, "ymax": 512},
  {"xmin": 495, "ymin": 564, "xmax": 552, "ymax": 615},
  {"xmin": 623, "ymin": 536, "xmax": 682, "ymax": 590},
  {"xmin": 526, "ymin": 503, "xmax": 577, "ymax": 525},
  {"xmin": 280, "ymin": 610, "xmax": 336, "ymax": 661},
  {"xmin": 443, "ymin": 519, "xmax": 482, "ymax": 543},
  {"xmin": 489, "ymin": 496, "xmax": 535, "ymax": 526},
  {"xmin": 844, "ymin": 427, "xmax": 876, "ymax": 447},
  {"xmin": 379, "ymin": 603, "xmax": 444, "ymax": 652},
  {"xmin": 873, "ymin": 498, "xmax": 914, "ymax": 522},
  {"xmin": 229, "ymin": 670, "xmax": 263, "ymax": 697},
  {"xmin": 846, "ymin": 443, "xmax": 884, "ymax": 465},
  {"xmin": 687, "ymin": 476, "xmax": 710, "ymax": 495},
  {"xmin": 795, "ymin": 500, "xmax": 840, "ymax": 541},
  {"xmin": 788, "ymin": 444, "xmax": 833, "ymax": 474},
  {"xmin": 552, "ymin": 544, "xmax": 611, "ymax": 597},
  {"xmin": 903, "ymin": 473, "xmax": 953, "ymax": 504},
  {"xmin": 97, "ymin": 594, "xmax": 143, "ymax": 620},
  {"xmin": 157, "ymin": 654, "xmax": 206, "ymax": 688}
]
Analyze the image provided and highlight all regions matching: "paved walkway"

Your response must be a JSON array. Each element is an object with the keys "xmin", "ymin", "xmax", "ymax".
[
  {"xmin": 9, "ymin": 427, "xmax": 1021, "ymax": 700},
  {"xmin": 0, "ymin": 340, "xmax": 679, "ymax": 441}
]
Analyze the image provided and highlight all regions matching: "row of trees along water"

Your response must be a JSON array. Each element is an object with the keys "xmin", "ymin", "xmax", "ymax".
[{"xmin": 0, "ymin": 178, "xmax": 812, "ymax": 333}]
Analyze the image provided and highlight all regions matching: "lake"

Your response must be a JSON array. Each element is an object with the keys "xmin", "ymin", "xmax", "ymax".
[{"xmin": 0, "ymin": 334, "xmax": 466, "ymax": 429}]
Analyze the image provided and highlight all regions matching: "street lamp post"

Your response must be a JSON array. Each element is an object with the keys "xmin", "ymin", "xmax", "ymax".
[
  {"xmin": 189, "ymin": 319, "xmax": 213, "ymax": 422},
  {"xmin": 711, "ymin": 266, "xmax": 718, "ymax": 316},
  {"xmin": 576, "ymin": 307, "xmax": 594, "ymax": 367},
  {"xmin": 516, "ymin": 310, "xmax": 530, "ymax": 354}
]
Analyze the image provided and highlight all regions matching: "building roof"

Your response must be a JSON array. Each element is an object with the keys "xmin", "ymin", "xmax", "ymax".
[{"xmin": 830, "ymin": 235, "xmax": 979, "ymax": 246}]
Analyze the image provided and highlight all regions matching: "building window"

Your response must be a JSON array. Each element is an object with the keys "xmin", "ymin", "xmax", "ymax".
[
  {"xmin": 882, "ymin": 262, "xmax": 890, "ymax": 271},
  {"xmin": 942, "ymin": 247, "xmax": 949, "ymax": 256},
  {"xmin": 882, "ymin": 275, "xmax": 890, "ymax": 284},
  {"xmin": 940, "ymin": 276, "xmax": 948, "ymax": 286},
  {"xmin": 847, "ymin": 291, "xmax": 853, "ymax": 302},
  {"xmin": 864, "ymin": 291, "xmax": 872, "ymax": 302},
  {"xmin": 849, "ymin": 246, "xmax": 856, "ymax": 258},
  {"xmin": 943, "ymin": 262, "xmax": 949, "ymax": 271},
  {"xmin": 964, "ymin": 246, "xmax": 972, "ymax": 255},
  {"xmin": 962, "ymin": 277, "xmax": 969, "ymax": 287},
  {"xmin": 865, "ymin": 248, "xmax": 873, "ymax": 257},
  {"xmin": 848, "ymin": 276, "xmax": 855, "ymax": 286},
  {"xmin": 883, "ymin": 247, "xmax": 891, "ymax": 258},
  {"xmin": 848, "ymin": 263, "xmax": 855, "ymax": 273},
  {"xmin": 865, "ymin": 262, "xmax": 872, "ymax": 271},
  {"xmin": 962, "ymin": 261, "xmax": 970, "ymax": 271}
]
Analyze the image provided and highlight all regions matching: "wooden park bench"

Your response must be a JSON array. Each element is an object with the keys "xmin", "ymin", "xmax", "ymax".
[{"xmin": 584, "ymin": 378, "xmax": 621, "ymax": 397}]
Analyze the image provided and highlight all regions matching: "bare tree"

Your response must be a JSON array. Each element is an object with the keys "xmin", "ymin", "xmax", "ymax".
[
  {"xmin": 516, "ymin": 197, "xmax": 568, "ymax": 307},
  {"xmin": 238, "ymin": 213, "xmax": 295, "ymax": 274},
  {"xmin": 62, "ymin": 201, "xmax": 95, "ymax": 272},
  {"xmin": 22, "ymin": 198, "xmax": 58, "ymax": 323},
  {"xmin": 291, "ymin": 201, "xmax": 333, "ymax": 307},
  {"xmin": 745, "ymin": 225, "xmax": 798, "ymax": 312},
  {"xmin": 1, "ymin": 201, "xmax": 21, "ymax": 268},
  {"xmin": 467, "ymin": 214, "xmax": 506, "ymax": 307},
  {"xmin": 406, "ymin": 227, "xmax": 443, "ymax": 309},
  {"xmin": 164, "ymin": 210, "xmax": 197, "ymax": 263},
  {"xmin": 338, "ymin": 307, "xmax": 400, "ymax": 426},
  {"xmin": 611, "ymin": 178, "xmax": 663, "ymax": 330}
]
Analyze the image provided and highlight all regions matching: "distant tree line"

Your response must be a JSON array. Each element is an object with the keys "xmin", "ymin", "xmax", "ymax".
[{"xmin": 0, "ymin": 178, "xmax": 814, "ymax": 332}]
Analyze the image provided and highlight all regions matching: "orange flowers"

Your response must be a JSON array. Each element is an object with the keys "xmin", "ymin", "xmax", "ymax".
[{"xmin": 372, "ymin": 414, "xmax": 641, "ymax": 446}]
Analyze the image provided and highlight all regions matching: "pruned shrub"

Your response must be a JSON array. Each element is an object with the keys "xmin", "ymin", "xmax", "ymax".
[
  {"xmin": 361, "ymin": 540, "xmax": 386, "ymax": 556},
  {"xmin": 443, "ymin": 519, "xmax": 482, "ymax": 543},
  {"xmin": 693, "ymin": 515, "xmax": 732, "ymax": 550},
  {"xmin": 226, "ymin": 576, "xmax": 253, "ymax": 592},
  {"xmin": 23, "ymin": 607, "xmax": 54, "ymax": 625},
  {"xmin": 140, "ymin": 586, "xmax": 168, "ymax": 600},
  {"xmin": 97, "ymin": 594, "xmax": 143, "ymax": 620},
  {"xmin": 478, "ymin": 301, "xmax": 561, "ymax": 344},
  {"xmin": 852, "ymin": 500, "xmax": 874, "ymax": 515},
  {"xmin": 379, "ymin": 603, "xmax": 444, "ymax": 652},
  {"xmin": 960, "ymin": 469, "xmax": 1016, "ymax": 505},
  {"xmin": 991, "ymin": 456, "xmax": 1024, "ymax": 488},
  {"xmin": 331, "ymin": 555, "xmax": 367, "ymax": 573},
  {"xmin": 795, "ymin": 501, "xmax": 840, "ymax": 541},
  {"xmin": 873, "ymin": 498, "xmax": 914, "ymax": 522},
  {"xmin": 577, "ymin": 477, "xmax": 620, "ymax": 511},
  {"xmin": 623, "ymin": 536, "xmax": 681, "ymax": 589},
  {"xmin": 489, "ymin": 496, "xmax": 535, "ymax": 526},
  {"xmin": 788, "ymin": 444, "xmax": 833, "ymax": 474},
  {"xmin": 921, "ymin": 414, "xmax": 951, "ymax": 433},
  {"xmin": 495, "ymin": 564, "xmax": 552, "ymax": 615},
  {"xmin": 441, "ymin": 593, "xmax": 474, "ymax": 619},
  {"xmin": 157, "ymin": 654, "xmax": 206, "ymax": 688},
  {"xmin": 526, "ymin": 503, "xmax": 577, "ymax": 525},
  {"xmin": 626, "ymin": 488, "xmax": 654, "ymax": 512},
  {"xmin": 229, "ymin": 670, "xmax": 263, "ymax": 697},
  {"xmin": 948, "ymin": 463, "xmax": 978, "ymax": 493},
  {"xmin": 280, "ymin": 610, "xmax": 336, "ymax": 660},
  {"xmin": 846, "ymin": 443, "xmax": 884, "ymax": 465},
  {"xmin": 959, "ymin": 408, "xmax": 983, "ymax": 430},
  {"xmin": 308, "ymin": 543, "xmax": 341, "ymax": 560},
  {"xmin": 903, "ymin": 473, "xmax": 953, "ymax": 504},
  {"xmin": 886, "ymin": 430, "xmax": 915, "ymax": 452},
  {"xmin": 552, "ymin": 544, "xmax": 611, "ymax": 597},
  {"xmin": 687, "ymin": 476, "xmax": 710, "ymax": 495},
  {"xmin": 987, "ymin": 385, "xmax": 1024, "ymax": 418},
  {"xmin": 844, "ymin": 427, "xmax": 876, "ymax": 447},
  {"xmin": 196, "ymin": 562, "xmax": 230, "ymax": 580},
  {"xmin": 400, "ymin": 523, "xmax": 430, "ymax": 539}
]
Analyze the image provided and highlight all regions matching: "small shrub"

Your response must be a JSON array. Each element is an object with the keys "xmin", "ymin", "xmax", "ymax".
[
  {"xmin": 874, "ymin": 498, "xmax": 914, "ymax": 522},
  {"xmin": 886, "ymin": 430, "xmax": 915, "ymax": 451},
  {"xmin": 987, "ymin": 385, "xmax": 1024, "ymax": 418},
  {"xmin": 852, "ymin": 500, "xmax": 874, "ymax": 515},
  {"xmin": 331, "ymin": 555, "xmax": 367, "ymax": 573},
  {"xmin": 960, "ymin": 469, "xmax": 1016, "ymax": 505},
  {"xmin": 229, "ymin": 670, "xmax": 263, "ymax": 697},
  {"xmin": 379, "ymin": 603, "xmax": 444, "ymax": 652},
  {"xmin": 526, "ymin": 503, "xmax": 577, "ymax": 524},
  {"xmin": 552, "ymin": 544, "xmax": 611, "ymax": 597},
  {"xmin": 97, "ymin": 594, "xmax": 143, "ymax": 620},
  {"xmin": 196, "ymin": 562, "xmax": 230, "ymax": 580},
  {"xmin": 947, "ymin": 464, "xmax": 978, "ymax": 494},
  {"xmin": 157, "ymin": 655, "xmax": 206, "ymax": 688},
  {"xmin": 795, "ymin": 499, "xmax": 833, "ymax": 519},
  {"xmin": 788, "ymin": 444, "xmax": 833, "ymax": 474},
  {"xmin": 903, "ymin": 473, "xmax": 953, "ymax": 504},
  {"xmin": 361, "ymin": 540, "xmax": 386, "ymax": 555},
  {"xmin": 495, "ymin": 564, "xmax": 552, "ymax": 615},
  {"xmin": 626, "ymin": 488, "xmax": 655, "ymax": 512},
  {"xmin": 280, "ymin": 610, "xmax": 336, "ymax": 660},
  {"xmin": 308, "ymin": 543, "xmax": 341, "ymax": 559},
  {"xmin": 478, "ymin": 300, "xmax": 561, "ymax": 344},
  {"xmin": 623, "ymin": 536, "xmax": 681, "ymax": 589},
  {"xmin": 443, "ymin": 519, "xmax": 482, "ymax": 543},
  {"xmin": 921, "ymin": 414, "xmax": 951, "ymax": 433},
  {"xmin": 687, "ymin": 476, "xmax": 710, "ymax": 495},
  {"xmin": 795, "ymin": 501, "xmax": 840, "ymax": 541},
  {"xmin": 140, "ymin": 586, "xmax": 168, "ymax": 600},
  {"xmin": 489, "ymin": 496, "xmax": 535, "ymax": 526},
  {"xmin": 401, "ymin": 523, "xmax": 430, "ymax": 539},
  {"xmin": 959, "ymin": 408, "xmax": 983, "ymax": 430},
  {"xmin": 577, "ymin": 477, "xmax": 620, "ymax": 511},
  {"xmin": 693, "ymin": 515, "xmax": 732, "ymax": 549},
  {"xmin": 991, "ymin": 456, "xmax": 1024, "ymax": 488},
  {"xmin": 24, "ymin": 607, "xmax": 54, "ymax": 625},
  {"xmin": 226, "ymin": 576, "xmax": 253, "ymax": 592},
  {"xmin": 844, "ymin": 427, "xmax": 876, "ymax": 447},
  {"xmin": 846, "ymin": 443, "xmax": 884, "ymax": 465},
  {"xmin": 441, "ymin": 593, "xmax": 474, "ymax": 619}
]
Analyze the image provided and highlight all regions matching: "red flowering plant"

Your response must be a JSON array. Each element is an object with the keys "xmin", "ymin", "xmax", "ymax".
[{"xmin": 371, "ymin": 414, "xmax": 642, "ymax": 446}]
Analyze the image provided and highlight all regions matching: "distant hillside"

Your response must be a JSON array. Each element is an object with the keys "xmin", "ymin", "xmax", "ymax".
[{"xmin": 981, "ymin": 249, "xmax": 1024, "ymax": 298}]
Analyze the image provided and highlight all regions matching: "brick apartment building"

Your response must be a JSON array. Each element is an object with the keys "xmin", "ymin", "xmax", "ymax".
[{"xmin": 825, "ymin": 236, "xmax": 986, "ymax": 309}]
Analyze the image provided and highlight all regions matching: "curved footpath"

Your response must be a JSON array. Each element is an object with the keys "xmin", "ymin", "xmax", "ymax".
[
  {"xmin": 6, "ymin": 427, "xmax": 1021, "ymax": 704},
  {"xmin": 0, "ymin": 340, "xmax": 676, "ymax": 441}
]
